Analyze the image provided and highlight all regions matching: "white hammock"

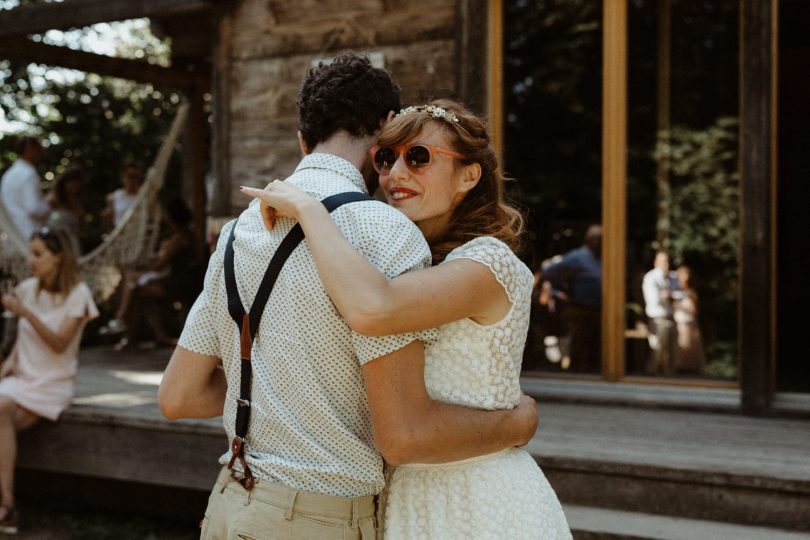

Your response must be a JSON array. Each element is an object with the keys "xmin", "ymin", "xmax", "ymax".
[{"xmin": 0, "ymin": 103, "xmax": 189, "ymax": 301}]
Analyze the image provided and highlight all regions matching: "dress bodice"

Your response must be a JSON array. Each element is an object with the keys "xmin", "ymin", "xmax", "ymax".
[{"xmin": 423, "ymin": 236, "xmax": 533, "ymax": 410}]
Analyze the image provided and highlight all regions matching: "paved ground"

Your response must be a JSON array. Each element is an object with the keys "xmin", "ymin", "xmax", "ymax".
[{"xmin": 10, "ymin": 503, "xmax": 198, "ymax": 540}]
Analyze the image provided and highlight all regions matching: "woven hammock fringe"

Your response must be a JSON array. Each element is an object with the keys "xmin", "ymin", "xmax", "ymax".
[{"xmin": 0, "ymin": 104, "xmax": 189, "ymax": 302}]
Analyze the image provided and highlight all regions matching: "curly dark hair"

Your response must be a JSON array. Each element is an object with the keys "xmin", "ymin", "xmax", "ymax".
[
  {"xmin": 297, "ymin": 53, "xmax": 402, "ymax": 150},
  {"xmin": 377, "ymin": 99, "xmax": 525, "ymax": 264}
]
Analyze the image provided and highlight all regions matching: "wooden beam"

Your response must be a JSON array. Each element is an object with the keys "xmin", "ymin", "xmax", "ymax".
[
  {"xmin": 739, "ymin": 0, "xmax": 775, "ymax": 414},
  {"xmin": 455, "ymin": 0, "xmax": 488, "ymax": 115},
  {"xmin": 601, "ymin": 0, "xmax": 627, "ymax": 382},
  {"xmin": 0, "ymin": 39, "xmax": 207, "ymax": 89},
  {"xmin": 0, "ymin": 0, "xmax": 213, "ymax": 38}
]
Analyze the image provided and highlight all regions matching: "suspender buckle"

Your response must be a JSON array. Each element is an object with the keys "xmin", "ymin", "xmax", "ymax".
[
  {"xmin": 227, "ymin": 436, "xmax": 255, "ymax": 491},
  {"xmin": 236, "ymin": 398, "xmax": 251, "ymax": 408}
]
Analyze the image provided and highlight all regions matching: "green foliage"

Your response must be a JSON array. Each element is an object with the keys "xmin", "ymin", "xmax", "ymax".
[
  {"xmin": 0, "ymin": 21, "xmax": 183, "ymax": 251},
  {"xmin": 654, "ymin": 118, "xmax": 740, "ymax": 355}
]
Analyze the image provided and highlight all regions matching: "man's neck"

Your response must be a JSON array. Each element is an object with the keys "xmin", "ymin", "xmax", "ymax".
[{"xmin": 308, "ymin": 131, "xmax": 375, "ymax": 176}]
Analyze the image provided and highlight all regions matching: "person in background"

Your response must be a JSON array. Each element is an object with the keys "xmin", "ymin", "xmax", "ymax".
[
  {"xmin": 101, "ymin": 162, "xmax": 142, "ymax": 231},
  {"xmin": 0, "ymin": 227, "xmax": 98, "ymax": 534},
  {"xmin": 642, "ymin": 251, "xmax": 678, "ymax": 374},
  {"xmin": 0, "ymin": 136, "xmax": 50, "ymax": 239},
  {"xmin": 673, "ymin": 265, "xmax": 706, "ymax": 374},
  {"xmin": 99, "ymin": 199, "xmax": 194, "ymax": 350},
  {"xmin": 541, "ymin": 224, "xmax": 603, "ymax": 373},
  {"xmin": 46, "ymin": 166, "xmax": 86, "ymax": 255}
]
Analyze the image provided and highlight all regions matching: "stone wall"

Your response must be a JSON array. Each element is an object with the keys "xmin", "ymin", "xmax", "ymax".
[{"xmin": 222, "ymin": 0, "xmax": 459, "ymax": 213}]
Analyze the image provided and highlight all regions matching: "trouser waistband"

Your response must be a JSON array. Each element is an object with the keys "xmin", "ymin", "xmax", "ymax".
[{"xmin": 214, "ymin": 467, "xmax": 376, "ymax": 527}]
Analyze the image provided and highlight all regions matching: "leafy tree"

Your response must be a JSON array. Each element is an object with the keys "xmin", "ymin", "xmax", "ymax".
[
  {"xmin": 654, "ymin": 117, "xmax": 740, "ymax": 375},
  {"xmin": 0, "ymin": 14, "xmax": 182, "ymax": 252}
]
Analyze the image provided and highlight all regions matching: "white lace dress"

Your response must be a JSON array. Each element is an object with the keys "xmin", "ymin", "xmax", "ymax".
[{"xmin": 383, "ymin": 237, "xmax": 572, "ymax": 540}]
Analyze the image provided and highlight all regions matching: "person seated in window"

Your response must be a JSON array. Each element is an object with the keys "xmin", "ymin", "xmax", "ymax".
[{"xmin": 99, "ymin": 198, "xmax": 195, "ymax": 350}]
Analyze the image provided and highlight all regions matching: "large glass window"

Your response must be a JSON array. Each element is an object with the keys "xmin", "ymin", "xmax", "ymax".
[
  {"xmin": 503, "ymin": 0, "xmax": 603, "ymax": 375},
  {"xmin": 625, "ymin": 0, "xmax": 739, "ymax": 381}
]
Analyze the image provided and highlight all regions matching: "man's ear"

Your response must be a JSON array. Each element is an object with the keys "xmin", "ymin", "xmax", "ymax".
[
  {"xmin": 297, "ymin": 131, "xmax": 310, "ymax": 155},
  {"xmin": 459, "ymin": 163, "xmax": 482, "ymax": 193},
  {"xmin": 379, "ymin": 110, "xmax": 396, "ymax": 130}
]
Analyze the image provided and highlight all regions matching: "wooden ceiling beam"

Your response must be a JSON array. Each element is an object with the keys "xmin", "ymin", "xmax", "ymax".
[
  {"xmin": 0, "ymin": 39, "xmax": 208, "ymax": 90},
  {"xmin": 0, "ymin": 0, "xmax": 213, "ymax": 38}
]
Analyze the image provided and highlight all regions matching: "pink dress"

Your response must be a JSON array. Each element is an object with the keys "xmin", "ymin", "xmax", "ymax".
[{"xmin": 0, "ymin": 278, "xmax": 98, "ymax": 420}]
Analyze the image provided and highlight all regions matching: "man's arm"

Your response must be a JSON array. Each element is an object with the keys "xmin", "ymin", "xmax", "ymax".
[
  {"xmin": 363, "ymin": 340, "xmax": 538, "ymax": 466},
  {"xmin": 159, "ymin": 346, "xmax": 226, "ymax": 419}
]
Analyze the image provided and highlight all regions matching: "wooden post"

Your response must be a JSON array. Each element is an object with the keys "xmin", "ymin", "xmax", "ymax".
[
  {"xmin": 210, "ymin": 6, "xmax": 233, "ymax": 217},
  {"xmin": 182, "ymin": 82, "xmax": 208, "ymax": 259},
  {"xmin": 655, "ymin": 0, "xmax": 671, "ymax": 249},
  {"xmin": 739, "ymin": 0, "xmax": 776, "ymax": 414},
  {"xmin": 602, "ymin": 0, "xmax": 627, "ymax": 382},
  {"xmin": 455, "ymin": 0, "xmax": 488, "ymax": 116}
]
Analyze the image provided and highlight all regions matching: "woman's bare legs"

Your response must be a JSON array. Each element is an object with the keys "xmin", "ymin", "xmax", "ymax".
[
  {"xmin": 0, "ymin": 397, "xmax": 39, "ymax": 512},
  {"xmin": 114, "ymin": 271, "xmax": 143, "ymax": 321}
]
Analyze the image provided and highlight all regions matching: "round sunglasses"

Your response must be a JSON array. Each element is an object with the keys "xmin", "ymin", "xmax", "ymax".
[{"xmin": 370, "ymin": 144, "xmax": 465, "ymax": 175}]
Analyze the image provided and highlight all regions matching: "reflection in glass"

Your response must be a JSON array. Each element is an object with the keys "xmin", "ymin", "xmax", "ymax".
[
  {"xmin": 502, "ymin": 0, "xmax": 603, "ymax": 374},
  {"xmin": 625, "ymin": 0, "xmax": 739, "ymax": 380}
]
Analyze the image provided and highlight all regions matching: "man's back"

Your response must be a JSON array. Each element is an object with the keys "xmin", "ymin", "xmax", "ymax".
[{"xmin": 178, "ymin": 153, "xmax": 432, "ymax": 498}]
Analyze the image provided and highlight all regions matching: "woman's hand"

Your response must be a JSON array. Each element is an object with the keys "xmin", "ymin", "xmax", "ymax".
[
  {"xmin": 1, "ymin": 294, "xmax": 27, "ymax": 319},
  {"xmin": 240, "ymin": 180, "xmax": 320, "ymax": 230}
]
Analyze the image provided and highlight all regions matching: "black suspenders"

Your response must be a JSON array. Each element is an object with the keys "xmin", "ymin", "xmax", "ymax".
[{"xmin": 222, "ymin": 191, "xmax": 372, "ymax": 490}]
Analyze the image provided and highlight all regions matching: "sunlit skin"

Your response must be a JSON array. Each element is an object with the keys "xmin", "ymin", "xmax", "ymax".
[
  {"xmin": 380, "ymin": 124, "xmax": 479, "ymax": 244},
  {"xmin": 26, "ymin": 237, "xmax": 61, "ymax": 290}
]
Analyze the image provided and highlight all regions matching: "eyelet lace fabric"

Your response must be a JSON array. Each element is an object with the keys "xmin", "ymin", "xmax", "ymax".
[{"xmin": 383, "ymin": 237, "xmax": 572, "ymax": 539}]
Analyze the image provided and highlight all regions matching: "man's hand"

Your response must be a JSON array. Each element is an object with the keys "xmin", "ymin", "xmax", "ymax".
[{"xmin": 512, "ymin": 394, "xmax": 539, "ymax": 447}]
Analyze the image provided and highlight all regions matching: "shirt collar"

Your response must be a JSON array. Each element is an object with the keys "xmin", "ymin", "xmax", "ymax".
[{"xmin": 294, "ymin": 153, "xmax": 369, "ymax": 194}]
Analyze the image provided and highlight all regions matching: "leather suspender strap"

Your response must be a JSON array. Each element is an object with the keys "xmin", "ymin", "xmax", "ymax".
[{"xmin": 223, "ymin": 191, "xmax": 372, "ymax": 490}]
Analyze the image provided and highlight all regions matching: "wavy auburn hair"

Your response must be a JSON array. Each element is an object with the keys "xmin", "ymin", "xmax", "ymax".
[{"xmin": 377, "ymin": 99, "xmax": 525, "ymax": 264}]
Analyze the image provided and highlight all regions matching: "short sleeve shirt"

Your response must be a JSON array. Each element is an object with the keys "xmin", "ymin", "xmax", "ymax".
[
  {"xmin": 0, "ymin": 159, "xmax": 47, "ymax": 238},
  {"xmin": 179, "ymin": 153, "xmax": 435, "ymax": 497}
]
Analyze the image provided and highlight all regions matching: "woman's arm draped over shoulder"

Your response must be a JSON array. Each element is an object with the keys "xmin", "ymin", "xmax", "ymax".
[{"xmin": 242, "ymin": 183, "xmax": 510, "ymax": 335}]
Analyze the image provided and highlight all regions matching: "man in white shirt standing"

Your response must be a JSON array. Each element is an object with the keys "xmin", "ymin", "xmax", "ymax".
[
  {"xmin": 0, "ymin": 136, "xmax": 50, "ymax": 239},
  {"xmin": 159, "ymin": 54, "xmax": 538, "ymax": 540},
  {"xmin": 642, "ymin": 251, "xmax": 678, "ymax": 374}
]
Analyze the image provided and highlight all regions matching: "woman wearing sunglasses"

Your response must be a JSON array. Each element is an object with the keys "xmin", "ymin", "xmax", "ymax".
[
  {"xmin": 242, "ymin": 99, "xmax": 571, "ymax": 539},
  {"xmin": 0, "ymin": 227, "xmax": 98, "ymax": 533}
]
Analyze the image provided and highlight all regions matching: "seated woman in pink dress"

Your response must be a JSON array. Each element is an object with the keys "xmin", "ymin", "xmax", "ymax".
[{"xmin": 0, "ymin": 226, "xmax": 98, "ymax": 534}]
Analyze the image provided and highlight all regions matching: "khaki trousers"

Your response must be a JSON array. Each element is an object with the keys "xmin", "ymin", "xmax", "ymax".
[{"xmin": 200, "ymin": 467, "xmax": 377, "ymax": 540}]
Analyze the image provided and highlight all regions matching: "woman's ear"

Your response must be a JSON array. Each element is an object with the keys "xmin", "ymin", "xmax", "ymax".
[
  {"xmin": 297, "ymin": 131, "xmax": 310, "ymax": 155},
  {"xmin": 459, "ymin": 163, "xmax": 482, "ymax": 193}
]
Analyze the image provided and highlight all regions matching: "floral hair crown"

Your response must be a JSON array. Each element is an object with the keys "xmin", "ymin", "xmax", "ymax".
[{"xmin": 397, "ymin": 105, "xmax": 460, "ymax": 125}]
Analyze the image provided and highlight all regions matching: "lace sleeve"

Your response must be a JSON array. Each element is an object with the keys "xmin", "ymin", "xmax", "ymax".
[{"xmin": 444, "ymin": 237, "xmax": 531, "ymax": 306}]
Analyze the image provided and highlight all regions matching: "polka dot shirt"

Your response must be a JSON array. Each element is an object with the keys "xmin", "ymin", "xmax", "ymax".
[{"xmin": 179, "ymin": 153, "xmax": 436, "ymax": 497}]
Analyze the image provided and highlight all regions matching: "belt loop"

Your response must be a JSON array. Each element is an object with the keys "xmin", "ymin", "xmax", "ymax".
[
  {"xmin": 244, "ymin": 485, "xmax": 252, "ymax": 507},
  {"xmin": 284, "ymin": 490, "xmax": 298, "ymax": 521},
  {"xmin": 351, "ymin": 499, "xmax": 360, "ymax": 529}
]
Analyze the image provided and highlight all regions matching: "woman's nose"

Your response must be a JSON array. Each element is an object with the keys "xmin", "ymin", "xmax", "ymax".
[{"xmin": 388, "ymin": 155, "xmax": 410, "ymax": 180}]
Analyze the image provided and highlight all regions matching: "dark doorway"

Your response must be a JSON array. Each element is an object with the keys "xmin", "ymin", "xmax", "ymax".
[{"xmin": 776, "ymin": 0, "xmax": 810, "ymax": 392}]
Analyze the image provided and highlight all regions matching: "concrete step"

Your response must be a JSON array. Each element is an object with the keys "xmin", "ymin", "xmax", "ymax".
[
  {"xmin": 14, "ymin": 347, "xmax": 810, "ymax": 533},
  {"xmin": 524, "ymin": 402, "xmax": 810, "ymax": 531},
  {"xmin": 565, "ymin": 504, "xmax": 810, "ymax": 540}
]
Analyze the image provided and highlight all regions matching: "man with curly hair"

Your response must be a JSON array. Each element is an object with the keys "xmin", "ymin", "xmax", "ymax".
[{"xmin": 159, "ymin": 53, "xmax": 537, "ymax": 540}]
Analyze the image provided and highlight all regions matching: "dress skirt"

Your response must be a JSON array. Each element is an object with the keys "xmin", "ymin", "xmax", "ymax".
[{"xmin": 383, "ymin": 448, "xmax": 572, "ymax": 540}]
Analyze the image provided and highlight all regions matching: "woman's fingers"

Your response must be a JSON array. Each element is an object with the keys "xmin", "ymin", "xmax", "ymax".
[
  {"xmin": 260, "ymin": 202, "xmax": 277, "ymax": 230},
  {"xmin": 240, "ymin": 183, "xmax": 286, "ymax": 230}
]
